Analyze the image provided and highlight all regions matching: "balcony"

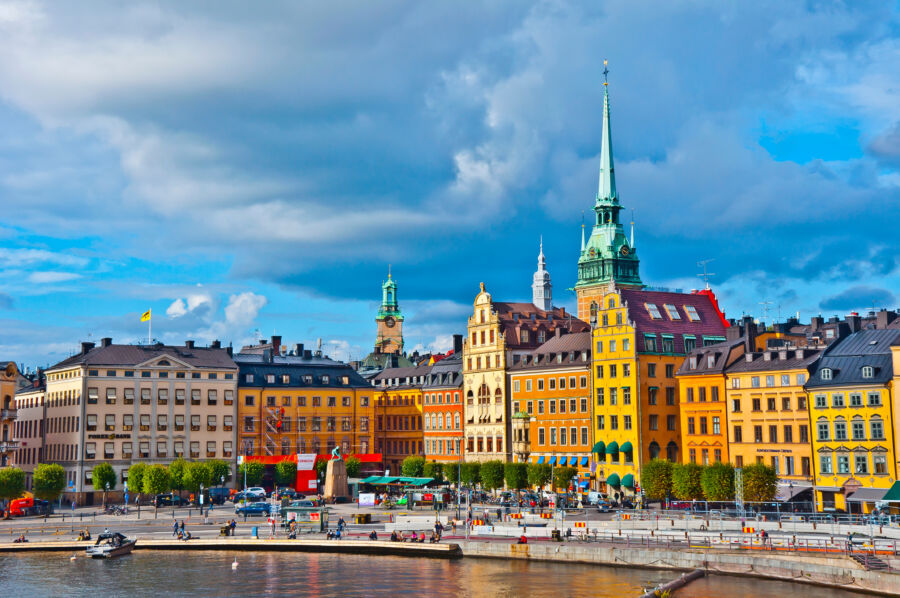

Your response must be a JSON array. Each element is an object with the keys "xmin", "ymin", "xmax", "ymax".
[{"xmin": 1, "ymin": 409, "xmax": 16, "ymax": 420}]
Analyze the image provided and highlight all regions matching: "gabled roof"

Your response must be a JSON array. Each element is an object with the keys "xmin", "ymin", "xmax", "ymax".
[
  {"xmin": 488, "ymin": 302, "xmax": 589, "ymax": 349},
  {"xmin": 48, "ymin": 343, "xmax": 236, "ymax": 371},
  {"xmin": 676, "ymin": 338, "xmax": 745, "ymax": 376},
  {"xmin": 233, "ymin": 353, "xmax": 370, "ymax": 389},
  {"xmin": 620, "ymin": 289, "xmax": 728, "ymax": 354},
  {"xmin": 806, "ymin": 329, "xmax": 900, "ymax": 388},
  {"xmin": 423, "ymin": 355, "xmax": 462, "ymax": 389},
  {"xmin": 726, "ymin": 347, "xmax": 823, "ymax": 374},
  {"xmin": 509, "ymin": 332, "xmax": 592, "ymax": 372},
  {"xmin": 373, "ymin": 363, "xmax": 433, "ymax": 388}
]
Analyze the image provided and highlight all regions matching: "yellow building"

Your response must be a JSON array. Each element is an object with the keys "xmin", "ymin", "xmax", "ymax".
[
  {"xmin": 725, "ymin": 347, "xmax": 821, "ymax": 485},
  {"xmin": 591, "ymin": 286, "xmax": 728, "ymax": 500},
  {"xmin": 372, "ymin": 365, "xmax": 428, "ymax": 474},
  {"xmin": 806, "ymin": 329, "xmax": 900, "ymax": 513},
  {"xmin": 1, "ymin": 361, "xmax": 29, "ymax": 468}
]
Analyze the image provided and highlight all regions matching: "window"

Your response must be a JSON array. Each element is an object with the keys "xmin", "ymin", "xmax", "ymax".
[
  {"xmin": 644, "ymin": 335, "xmax": 657, "ymax": 352},
  {"xmin": 610, "ymin": 415, "xmax": 618, "ymax": 430},
  {"xmin": 624, "ymin": 415, "xmax": 632, "ymax": 430},
  {"xmin": 87, "ymin": 387, "xmax": 98, "ymax": 404},
  {"xmin": 798, "ymin": 396, "xmax": 807, "ymax": 410},
  {"xmin": 596, "ymin": 415, "xmax": 604, "ymax": 430},
  {"xmin": 799, "ymin": 425, "xmax": 808, "ymax": 443},
  {"xmin": 191, "ymin": 415, "xmax": 200, "ymax": 431},
  {"xmin": 609, "ymin": 388, "xmax": 617, "ymax": 405},
  {"xmin": 123, "ymin": 414, "xmax": 133, "ymax": 431},
  {"xmin": 190, "ymin": 442, "xmax": 200, "ymax": 459},
  {"xmin": 122, "ymin": 442, "xmax": 133, "ymax": 458},
  {"xmin": 645, "ymin": 303, "xmax": 662, "ymax": 319},
  {"xmin": 784, "ymin": 425, "xmax": 793, "ymax": 443},
  {"xmin": 684, "ymin": 305, "xmax": 700, "ymax": 321},
  {"xmin": 834, "ymin": 420, "xmax": 847, "ymax": 441},
  {"xmin": 700, "ymin": 418, "xmax": 708, "ymax": 434},
  {"xmin": 661, "ymin": 337, "xmax": 674, "ymax": 353},
  {"xmin": 782, "ymin": 397, "xmax": 791, "ymax": 411},
  {"xmin": 623, "ymin": 387, "xmax": 631, "ymax": 404},
  {"xmin": 851, "ymin": 420, "xmax": 865, "ymax": 440},
  {"xmin": 868, "ymin": 392, "xmax": 881, "ymax": 407},
  {"xmin": 538, "ymin": 428, "xmax": 545, "ymax": 445},
  {"xmin": 648, "ymin": 388, "xmax": 657, "ymax": 405},
  {"xmin": 687, "ymin": 418, "xmax": 695, "ymax": 434},
  {"xmin": 105, "ymin": 414, "xmax": 115, "ymax": 431},
  {"xmin": 781, "ymin": 374, "xmax": 790, "ymax": 386},
  {"xmin": 666, "ymin": 387, "xmax": 675, "ymax": 405},
  {"xmin": 874, "ymin": 455, "xmax": 887, "ymax": 474},
  {"xmin": 207, "ymin": 441, "xmax": 217, "ymax": 458},
  {"xmin": 157, "ymin": 415, "xmax": 167, "ymax": 431},
  {"xmin": 86, "ymin": 414, "xmax": 97, "ymax": 431},
  {"xmin": 157, "ymin": 441, "xmax": 167, "ymax": 458},
  {"xmin": 855, "ymin": 454, "xmax": 868, "ymax": 474},
  {"xmin": 753, "ymin": 426, "xmax": 763, "ymax": 443},
  {"xmin": 766, "ymin": 375, "xmax": 775, "ymax": 387},
  {"xmin": 837, "ymin": 455, "xmax": 850, "ymax": 474},
  {"xmin": 595, "ymin": 388, "xmax": 604, "ymax": 406},
  {"xmin": 513, "ymin": 380, "xmax": 520, "ymax": 392},
  {"xmin": 549, "ymin": 400, "xmax": 556, "ymax": 414},
  {"xmin": 664, "ymin": 304, "xmax": 680, "ymax": 320},
  {"xmin": 796, "ymin": 373, "xmax": 806, "ymax": 385},
  {"xmin": 139, "ymin": 442, "xmax": 150, "ymax": 458},
  {"xmin": 751, "ymin": 376, "xmax": 760, "ymax": 388},
  {"xmin": 752, "ymin": 398, "xmax": 761, "ymax": 411},
  {"xmin": 105, "ymin": 388, "xmax": 116, "ymax": 404},
  {"xmin": 820, "ymin": 368, "xmax": 832, "ymax": 380},
  {"xmin": 85, "ymin": 442, "xmax": 96, "ymax": 460},
  {"xmin": 819, "ymin": 455, "xmax": 833, "ymax": 474},
  {"xmin": 549, "ymin": 378, "xmax": 556, "ymax": 391},
  {"xmin": 733, "ymin": 426, "xmax": 742, "ymax": 442},
  {"xmin": 712, "ymin": 417, "xmax": 720, "ymax": 434},
  {"xmin": 124, "ymin": 388, "xmax": 134, "ymax": 404},
  {"xmin": 207, "ymin": 415, "xmax": 217, "ymax": 431},
  {"xmin": 870, "ymin": 419, "xmax": 885, "ymax": 440},
  {"xmin": 223, "ymin": 415, "xmax": 233, "ymax": 431},
  {"xmin": 861, "ymin": 366, "xmax": 874, "ymax": 379},
  {"xmin": 207, "ymin": 390, "xmax": 217, "ymax": 405},
  {"xmin": 649, "ymin": 414, "xmax": 658, "ymax": 430},
  {"xmin": 648, "ymin": 363, "xmax": 656, "ymax": 378},
  {"xmin": 815, "ymin": 394, "xmax": 827, "ymax": 408},
  {"xmin": 767, "ymin": 398, "xmax": 776, "ymax": 411},
  {"xmin": 191, "ymin": 389, "xmax": 200, "ymax": 405},
  {"xmin": 667, "ymin": 415, "xmax": 676, "ymax": 431},
  {"xmin": 817, "ymin": 421, "xmax": 829, "ymax": 441},
  {"xmin": 731, "ymin": 378, "xmax": 740, "ymax": 389}
]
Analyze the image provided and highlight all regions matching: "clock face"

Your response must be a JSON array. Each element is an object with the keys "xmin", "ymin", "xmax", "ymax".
[
  {"xmin": 384, "ymin": 316, "xmax": 395, "ymax": 328},
  {"xmin": 620, "ymin": 245, "xmax": 630, "ymax": 256}
]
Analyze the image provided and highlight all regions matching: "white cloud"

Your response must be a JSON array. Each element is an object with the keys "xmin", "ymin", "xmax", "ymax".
[
  {"xmin": 223, "ymin": 292, "xmax": 268, "ymax": 327},
  {"xmin": 26, "ymin": 270, "xmax": 82, "ymax": 283}
]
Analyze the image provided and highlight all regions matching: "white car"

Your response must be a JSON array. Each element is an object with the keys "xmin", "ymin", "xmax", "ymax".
[{"xmin": 246, "ymin": 487, "xmax": 267, "ymax": 498}]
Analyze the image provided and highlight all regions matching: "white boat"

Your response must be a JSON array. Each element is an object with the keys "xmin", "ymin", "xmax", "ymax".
[{"xmin": 85, "ymin": 532, "xmax": 136, "ymax": 558}]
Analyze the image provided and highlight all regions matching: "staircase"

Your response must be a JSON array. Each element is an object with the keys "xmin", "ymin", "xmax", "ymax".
[{"xmin": 849, "ymin": 552, "xmax": 890, "ymax": 571}]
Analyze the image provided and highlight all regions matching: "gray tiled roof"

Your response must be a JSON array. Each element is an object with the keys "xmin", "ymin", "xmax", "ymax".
[
  {"xmin": 806, "ymin": 329, "xmax": 900, "ymax": 389},
  {"xmin": 676, "ymin": 338, "xmax": 745, "ymax": 376},
  {"xmin": 233, "ymin": 352, "xmax": 370, "ymax": 388},
  {"xmin": 48, "ymin": 343, "xmax": 237, "ymax": 371},
  {"xmin": 725, "ymin": 347, "xmax": 823, "ymax": 374},
  {"xmin": 509, "ymin": 332, "xmax": 591, "ymax": 372}
]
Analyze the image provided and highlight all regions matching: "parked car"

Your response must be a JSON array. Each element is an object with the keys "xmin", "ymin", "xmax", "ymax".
[
  {"xmin": 275, "ymin": 487, "xmax": 297, "ymax": 500},
  {"xmin": 153, "ymin": 493, "xmax": 186, "ymax": 507},
  {"xmin": 245, "ymin": 487, "xmax": 267, "ymax": 498},
  {"xmin": 596, "ymin": 500, "xmax": 612, "ymax": 513},
  {"xmin": 235, "ymin": 502, "xmax": 270, "ymax": 516},
  {"xmin": 291, "ymin": 500, "xmax": 317, "ymax": 508},
  {"xmin": 208, "ymin": 487, "xmax": 231, "ymax": 505}
]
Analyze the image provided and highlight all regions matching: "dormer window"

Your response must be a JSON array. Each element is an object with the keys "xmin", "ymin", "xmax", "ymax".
[
  {"xmin": 645, "ymin": 303, "xmax": 663, "ymax": 319},
  {"xmin": 820, "ymin": 368, "xmax": 832, "ymax": 381},
  {"xmin": 689, "ymin": 356, "xmax": 698, "ymax": 369},
  {"xmin": 664, "ymin": 304, "xmax": 681, "ymax": 320},
  {"xmin": 861, "ymin": 366, "xmax": 874, "ymax": 379},
  {"xmin": 707, "ymin": 355, "xmax": 715, "ymax": 368},
  {"xmin": 684, "ymin": 305, "xmax": 701, "ymax": 322}
]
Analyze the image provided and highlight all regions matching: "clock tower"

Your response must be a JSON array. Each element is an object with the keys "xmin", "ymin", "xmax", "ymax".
[{"xmin": 375, "ymin": 269, "xmax": 404, "ymax": 354}]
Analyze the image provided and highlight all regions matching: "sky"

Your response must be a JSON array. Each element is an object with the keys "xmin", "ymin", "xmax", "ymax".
[{"xmin": 1, "ymin": 1, "xmax": 899, "ymax": 368}]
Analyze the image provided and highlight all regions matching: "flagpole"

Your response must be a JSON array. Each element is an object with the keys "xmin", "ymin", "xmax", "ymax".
[{"xmin": 149, "ymin": 314, "xmax": 152, "ymax": 345}]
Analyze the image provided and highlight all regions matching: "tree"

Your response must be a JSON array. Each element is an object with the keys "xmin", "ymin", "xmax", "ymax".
[
  {"xmin": 527, "ymin": 463, "xmax": 551, "ymax": 490},
  {"xmin": 444, "ymin": 462, "xmax": 460, "ymax": 485},
  {"xmin": 168, "ymin": 457, "xmax": 187, "ymax": 492},
  {"xmin": 700, "ymin": 463, "xmax": 735, "ymax": 501},
  {"xmin": 0, "ymin": 467, "xmax": 25, "ymax": 502},
  {"xmin": 32, "ymin": 464, "xmax": 66, "ymax": 502},
  {"xmin": 480, "ymin": 460, "xmax": 505, "ymax": 491},
  {"xmin": 344, "ymin": 457, "xmax": 361, "ymax": 478},
  {"xmin": 207, "ymin": 459, "xmax": 231, "ymax": 486},
  {"xmin": 92, "ymin": 463, "xmax": 117, "ymax": 506},
  {"xmin": 183, "ymin": 461, "xmax": 212, "ymax": 494},
  {"xmin": 127, "ymin": 463, "xmax": 147, "ymax": 500},
  {"xmin": 422, "ymin": 461, "xmax": 444, "ymax": 482},
  {"xmin": 238, "ymin": 461, "xmax": 266, "ymax": 488},
  {"xmin": 459, "ymin": 462, "xmax": 481, "ymax": 487},
  {"xmin": 143, "ymin": 464, "xmax": 172, "ymax": 500},
  {"xmin": 553, "ymin": 466, "xmax": 578, "ymax": 492},
  {"xmin": 742, "ymin": 463, "xmax": 777, "ymax": 502},
  {"xmin": 640, "ymin": 459, "xmax": 673, "ymax": 501},
  {"xmin": 401, "ymin": 456, "xmax": 425, "ymax": 477},
  {"xmin": 504, "ymin": 462, "xmax": 528, "ymax": 491},
  {"xmin": 315, "ymin": 459, "xmax": 328, "ymax": 478},
  {"xmin": 672, "ymin": 463, "xmax": 705, "ymax": 501},
  {"xmin": 274, "ymin": 459, "xmax": 297, "ymax": 487}
]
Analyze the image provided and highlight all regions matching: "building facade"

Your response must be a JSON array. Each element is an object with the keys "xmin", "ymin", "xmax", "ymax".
[
  {"xmin": 372, "ymin": 365, "xmax": 428, "ymax": 474},
  {"xmin": 1, "ymin": 361, "xmax": 28, "ymax": 468},
  {"xmin": 422, "ymin": 353, "xmax": 464, "ymax": 463},
  {"xmin": 806, "ymin": 329, "xmax": 900, "ymax": 513}
]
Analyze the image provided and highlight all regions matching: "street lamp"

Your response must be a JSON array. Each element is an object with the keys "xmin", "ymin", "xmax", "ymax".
[
  {"xmin": 200, "ymin": 483, "xmax": 204, "ymax": 515},
  {"xmin": 104, "ymin": 482, "xmax": 110, "ymax": 509}
]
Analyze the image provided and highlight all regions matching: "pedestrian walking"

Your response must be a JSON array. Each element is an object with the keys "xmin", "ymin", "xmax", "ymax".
[
  {"xmin": 172, "ymin": 520, "xmax": 179, "ymax": 537},
  {"xmin": 180, "ymin": 520, "xmax": 185, "ymax": 534},
  {"xmin": 337, "ymin": 516, "xmax": 345, "ymax": 532}
]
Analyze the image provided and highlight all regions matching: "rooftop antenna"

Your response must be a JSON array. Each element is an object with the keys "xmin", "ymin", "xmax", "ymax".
[
  {"xmin": 758, "ymin": 300, "xmax": 773, "ymax": 323},
  {"xmin": 697, "ymin": 259, "xmax": 715, "ymax": 290},
  {"xmin": 630, "ymin": 209, "xmax": 635, "ymax": 247}
]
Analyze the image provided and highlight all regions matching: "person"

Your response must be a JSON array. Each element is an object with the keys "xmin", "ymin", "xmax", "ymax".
[
  {"xmin": 337, "ymin": 516, "xmax": 345, "ymax": 532},
  {"xmin": 335, "ymin": 528, "xmax": 342, "ymax": 540},
  {"xmin": 429, "ymin": 531, "xmax": 438, "ymax": 543},
  {"xmin": 847, "ymin": 532, "xmax": 854, "ymax": 553},
  {"xmin": 172, "ymin": 520, "xmax": 179, "ymax": 537},
  {"xmin": 389, "ymin": 530, "xmax": 398, "ymax": 542},
  {"xmin": 369, "ymin": 530, "xmax": 378, "ymax": 541},
  {"xmin": 418, "ymin": 531, "xmax": 425, "ymax": 543},
  {"xmin": 326, "ymin": 529, "xmax": 334, "ymax": 540},
  {"xmin": 434, "ymin": 520, "xmax": 443, "ymax": 540},
  {"xmin": 179, "ymin": 520, "xmax": 185, "ymax": 534},
  {"xmin": 518, "ymin": 534, "xmax": 528, "ymax": 545},
  {"xmin": 761, "ymin": 529, "xmax": 769, "ymax": 549}
]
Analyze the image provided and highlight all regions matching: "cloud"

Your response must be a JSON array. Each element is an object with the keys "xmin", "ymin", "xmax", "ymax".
[
  {"xmin": 820, "ymin": 286, "xmax": 896, "ymax": 312},
  {"xmin": 26, "ymin": 270, "xmax": 82, "ymax": 283}
]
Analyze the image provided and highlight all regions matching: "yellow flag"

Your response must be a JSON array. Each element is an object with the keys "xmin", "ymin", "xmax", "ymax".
[{"xmin": 140, "ymin": 309, "xmax": 151, "ymax": 322}]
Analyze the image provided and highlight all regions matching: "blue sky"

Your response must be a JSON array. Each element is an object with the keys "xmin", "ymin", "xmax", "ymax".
[{"xmin": 1, "ymin": 1, "xmax": 899, "ymax": 368}]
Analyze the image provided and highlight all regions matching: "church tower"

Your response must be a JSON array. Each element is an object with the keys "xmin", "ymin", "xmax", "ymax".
[
  {"xmin": 532, "ymin": 238, "xmax": 552, "ymax": 311},
  {"xmin": 575, "ymin": 63, "xmax": 642, "ymax": 320},
  {"xmin": 375, "ymin": 268, "xmax": 404, "ymax": 354}
]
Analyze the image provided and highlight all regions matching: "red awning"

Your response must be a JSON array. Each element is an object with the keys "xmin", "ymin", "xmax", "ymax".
[{"xmin": 244, "ymin": 453, "xmax": 382, "ymax": 465}]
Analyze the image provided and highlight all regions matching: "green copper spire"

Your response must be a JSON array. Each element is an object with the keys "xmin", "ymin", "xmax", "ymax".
[
  {"xmin": 597, "ymin": 68, "xmax": 617, "ymax": 203},
  {"xmin": 378, "ymin": 266, "xmax": 403, "ymax": 319}
]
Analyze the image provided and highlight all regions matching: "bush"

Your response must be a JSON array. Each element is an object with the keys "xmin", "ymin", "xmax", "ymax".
[
  {"xmin": 344, "ymin": 457, "xmax": 361, "ymax": 478},
  {"xmin": 274, "ymin": 459, "xmax": 297, "ymax": 487},
  {"xmin": 640, "ymin": 459, "xmax": 673, "ymax": 501},
  {"xmin": 143, "ymin": 464, "xmax": 171, "ymax": 497},
  {"xmin": 504, "ymin": 462, "xmax": 528, "ymax": 491},
  {"xmin": 238, "ymin": 461, "xmax": 266, "ymax": 487},
  {"xmin": 480, "ymin": 461, "xmax": 505, "ymax": 491},
  {"xmin": 183, "ymin": 462, "xmax": 212, "ymax": 493},
  {"xmin": 671, "ymin": 463, "xmax": 705, "ymax": 500},
  {"xmin": 206, "ymin": 459, "xmax": 231, "ymax": 486},
  {"xmin": 92, "ymin": 463, "xmax": 117, "ymax": 494},
  {"xmin": 32, "ymin": 463, "xmax": 66, "ymax": 501},
  {"xmin": 553, "ymin": 466, "xmax": 578, "ymax": 492},
  {"xmin": 127, "ymin": 463, "xmax": 147, "ymax": 494},
  {"xmin": 422, "ymin": 461, "xmax": 444, "ymax": 482},
  {"xmin": 0, "ymin": 467, "xmax": 25, "ymax": 502},
  {"xmin": 401, "ymin": 456, "xmax": 425, "ymax": 477},
  {"xmin": 168, "ymin": 458, "xmax": 187, "ymax": 491},
  {"xmin": 742, "ymin": 463, "xmax": 777, "ymax": 502},
  {"xmin": 315, "ymin": 459, "xmax": 328, "ymax": 478},
  {"xmin": 459, "ymin": 462, "xmax": 481, "ymax": 487},
  {"xmin": 700, "ymin": 463, "xmax": 735, "ymax": 501},
  {"xmin": 527, "ymin": 463, "xmax": 551, "ymax": 489}
]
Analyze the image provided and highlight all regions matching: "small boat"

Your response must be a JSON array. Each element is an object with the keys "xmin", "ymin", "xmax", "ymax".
[{"xmin": 85, "ymin": 532, "xmax": 136, "ymax": 559}]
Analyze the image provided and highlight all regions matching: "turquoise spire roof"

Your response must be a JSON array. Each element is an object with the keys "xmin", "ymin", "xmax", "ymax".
[
  {"xmin": 597, "ymin": 87, "xmax": 617, "ymax": 204},
  {"xmin": 378, "ymin": 268, "xmax": 403, "ymax": 319}
]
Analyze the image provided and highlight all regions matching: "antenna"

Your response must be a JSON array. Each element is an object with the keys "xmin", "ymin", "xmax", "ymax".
[
  {"xmin": 696, "ymin": 259, "xmax": 715, "ymax": 290},
  {"xmin": 758, "ymin": 300, "xmax": 773, "ymax": 323}
]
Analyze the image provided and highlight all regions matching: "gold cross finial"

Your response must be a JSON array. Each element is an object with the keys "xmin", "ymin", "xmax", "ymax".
[
  {"xmin": 603, "ymin": 59, "xmax": 609, "ymax": 86},
  {"xmin": 388, "ymin": 264, "xmax": 391, "ymax": 279}
]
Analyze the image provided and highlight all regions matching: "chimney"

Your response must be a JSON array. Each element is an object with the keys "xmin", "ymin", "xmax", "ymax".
[
  {"xmin": 226, "ymin": 346, "xmax": 233, "ymax": 357},
  {"xmin": 211, "ymin": 340, "xmax": 221, "ymax": 349},
  {"xmin": 846, "ymin": 314, "xmax": 861, "ymax": 333},
  {"xmin": 876, "ymin": 310, "xmax": 898, "ymax": 329},
  {"xmin": 185, "ymin": 340, "xmax": 195, "ymax": 349},
  {"xmin": 452, "ymin": 334, "xmax": 463, "ymax": 354},
  {"xmin": 555, "ymin": 327, "xmax": 562, "ymax": 338},
  {"xmin": 293, "ymin": 343, "xmax": 303, "ymax": 356},
  {"xmin": 811, "ymin": 316, "xmax": 824, "ymax": 331},
  {"xmin": 303, "ymin": 349, "xmax": 312, "ymax": 360},
  {"xmin": 81, "ymin": 341, "xmax": 95, "ymax": 355},
  {"xmin": 271, "ymin": 335, "xmax": 281, "ymax": 354},
  {"xmin": 743, "ymin": 316, "xmax": 757, "ymax": 353},
  {"xmin": 100, "ymin": 337, "xmax": 112, "ymax": 347}
]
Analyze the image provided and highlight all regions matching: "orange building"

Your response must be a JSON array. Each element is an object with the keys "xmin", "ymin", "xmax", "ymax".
[
  {"xmin": 372, "ymin": 365, "xmax": 428, "ymax": 474},
  {"xmin": 423, "ymin": 352, "xmax": 464, "ymax": 463}
]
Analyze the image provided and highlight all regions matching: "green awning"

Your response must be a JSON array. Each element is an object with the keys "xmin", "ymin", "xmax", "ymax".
[
  {"xmin": 882, "ymin": 481, "xmax": 900, "ymax": 502},
  {"xmin": 360, "ymin": 475, "xmax": 383, "ymax": 484},
  {"xmin": 606, "ymin": 473, "xmax": 621, "ymax": 488},
  {"xmin": 397, "ymin": 477, "xmax": 434, "ymax": 486},
  {"xmin": 591, "ymin": 441, "xmax": 605, "ymax": 454},
  {"xmin": 605, "ymin": 441, "xmax": 619, "ymax": 455},
  {"xmin": 620, "ymin": 441, "xmax": 633, "ymax": 453},
  {"xmin": 622, "ymin": 473, "xmax": 635, "ymax": 489}
]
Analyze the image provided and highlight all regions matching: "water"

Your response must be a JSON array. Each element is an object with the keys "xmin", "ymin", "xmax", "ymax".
[{"xmin": 0, "ymin": 551, "xmax": 873, "ymax": 597}]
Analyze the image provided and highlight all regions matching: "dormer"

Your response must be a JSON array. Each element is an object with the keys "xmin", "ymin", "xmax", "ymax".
[
  {"xmin": 861, "ymin": 366, "xmax": 874, "ymax": 379},
  {"xmin": 820, "ymin": 368, "xmax": 833, "ymax": 381}
]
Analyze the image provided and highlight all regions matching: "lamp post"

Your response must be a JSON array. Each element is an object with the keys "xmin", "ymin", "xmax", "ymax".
[{"xmin": 104, "ymin": 482, "xmax": 110, "ymax": 510}]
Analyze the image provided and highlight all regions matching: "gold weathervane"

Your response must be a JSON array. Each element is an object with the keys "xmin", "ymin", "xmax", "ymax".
[{"xmin": 603, "ymin": 59, "xmax": 609, "ymax": 86}]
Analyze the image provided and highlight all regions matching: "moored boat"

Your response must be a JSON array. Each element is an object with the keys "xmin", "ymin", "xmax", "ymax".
[{"xmin": 85, "ymin": 532, "xmax": 136, "ymax": 558}]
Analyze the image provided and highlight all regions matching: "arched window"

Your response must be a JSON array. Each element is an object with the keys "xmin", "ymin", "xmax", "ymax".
[
  {"xmin": 494, "ymin": 388, "xmax": 502, "ymax": 404},
  {"xmin": 666, "ymin": 441, "xmax": 678, "ymax": 462},
  {"xmin": 478, "ymin": 384, "xmax": 490, "ymax": 405},
  {"xmin": 649, "ymin": 441, "xmax": 660, "ymax": 460},
  {"xmin": 466, "ymin": 390, "xmax": 474, "ymax": 405},
  {"xmin": 454, "ymin": 414, "xmax": 460, "ymax": 429},
  {"xmin": 445, "ymin": 413, "xmax": 452, "ymax": 429}
]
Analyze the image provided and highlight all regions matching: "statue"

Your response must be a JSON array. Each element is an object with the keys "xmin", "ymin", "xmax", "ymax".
[{"xmin": 331, "ymin": 446, "xmax": 343, "ymax": 461}]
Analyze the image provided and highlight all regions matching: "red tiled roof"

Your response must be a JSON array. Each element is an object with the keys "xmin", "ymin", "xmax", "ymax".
[
  {"xmin": 490, "ymin": 302, "xmax": 589, "ymax": 349},
  {"xmin": 620, "ymin": 289, "xmax": 728, "ymax": 354}
]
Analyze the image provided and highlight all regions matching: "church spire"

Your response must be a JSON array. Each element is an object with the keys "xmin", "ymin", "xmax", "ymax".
[
  {"xmin": 597, "ymin": 60, "xmax": 617, "ymax": 204},
  {"xmin": 532, "ymin": 237, "xmax": 552, "ymax": 311}
]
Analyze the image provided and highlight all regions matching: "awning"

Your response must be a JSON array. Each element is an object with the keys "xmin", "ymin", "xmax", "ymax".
[
  {"xmin": 606, "ymin": 473, "xmax": 621, "ymax": 487},
  {"xmin": 537, "ymin": 456, "xmax": 545, "ymax": 464},
  {"xmin": 605, "ymin": 441, "xmax": 619, "ymax": 455},
  {"xmin": 882, "ymin": 481, "xmax": 900, "ymax": 502},
  {"xmin": 775, "ymin": 484, "xmax": 812, "ymax": 501},
  {"xmin": 846, "ymin": 488, "xmax": 889, "ymax": 503},
  {"xmin": 578, "ymin": 481, "xmax": 589, "ymax": 489},
  {"xmin": 591, "ymin": 441, "xmax": 605, "ymax": 454},
  {"xmin": 620, "ymin": 441, "xmax": 633, "ymax": 453},
  {"xmin": 580, "ymin": 457, "xmax": 589, "ymax": 466},
  {"xmin": 621, "ymin": 473, "xmax": 635, "ymax": 489},
  {"xmin": 397, "ymin": 477, "xmax": 435, "ymax": 486},
  {"xmin": 567, "ymin": 456, "xmax": 577, "ymax": 466},
  {"xmin": 360, "ymin": 475, "xmax": 382, "ymax": 484},
  {"xmin": 549, "ymin": 456, "xmax": 557, "ymax": 465}
]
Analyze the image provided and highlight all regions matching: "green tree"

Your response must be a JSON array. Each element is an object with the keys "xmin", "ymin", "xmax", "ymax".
[
  {"xmin": 127, "ymin": 463, "xmax": 147, "ymax": 500},
  {"xmin": 168, "ymin": 457, "xmax": 187, "ymax": 492},
  {"xmin": 207, "ymin": 459, "xmax": 231, "ymax": 486},
  {"xmin": 640, "ymin": 459, "xmax": 673, "ymax": 501},
  {"xmin": 480, "ymin": 460, "xmax": 505, "ymax": 491},
  {"xmin": 527, "ymin": 463, "xmax": 551, "ymax": 489},
  {"xmin": 671, "ymin": 463, "xmax": 705, "ymax": 500},
  {"xmin": 401, "ymin": 456, "xmax": 426, "ymax": 477},
  {"xmin": 459, "ymin": 462, "xmax": 481, "ymax": 487},
  {"xmin": 422, "ymin": 461, "xmax": 444, "ymax": 482},
  {"xmin": 444, "ymin": 462, "xmax": 460, "ymax": 485},
  {"xmin": 238, "ymin": 461, "xmax": 266, "ymax": 487},
  {"xmin": 344, "ymin": 457, "xmax": 362, "ymax": 478},
  {"xmin": 274, "ymin": 459, "xmax": 297, "ymax": 487},
  {"xmin": 143, "ymin": 464, "xmax": 172, "ymax": 500},
  {"xmin": 742, "ymin": 463, "xmax": 778, "ymax": 502},
  {"xmin": 91, "ymin": 463, "xmax": 117, "ymax": 506},
  {"xmin": 32, "ymin": 463, "xmax": 66, "ymax": 502},
  {"xmin": 553, "ymin": 466, "xmax": 578, "ymax": 492},
  {"xmin": 700, "ymin": 463, "xmax": 735, "ymax": 501},
  {"xmin": 0, "ymin": 467, "xmax": 25, "ymax": 502},
  {"xmin": 504, "ymin": 462, "xmax": 528, "ymax": 491},
  {"xmin": 183, "ymin": 461, "xmax": 212, "ymax": 494}
]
